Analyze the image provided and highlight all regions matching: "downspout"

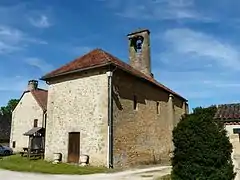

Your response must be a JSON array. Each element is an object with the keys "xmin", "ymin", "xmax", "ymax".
[
  {"xmin": 42, "ymin": 111, "xmax": 47, "ymax": 128},
  {"xmin": 106, "ymin": 71, "xmax": 113, "ymax": 169},
  {"xmin": 42, "ymin": 111, "xmax": 47, "ymax": 151}
]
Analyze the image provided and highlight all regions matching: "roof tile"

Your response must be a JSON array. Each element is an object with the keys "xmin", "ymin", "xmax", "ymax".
[
  {"xmin": 31, "ymin": 89, "xmax": 48, "ymax": 111},
  {"xmin": 214, "ymin": 103, "xmax": 240, "ymax": 120}
]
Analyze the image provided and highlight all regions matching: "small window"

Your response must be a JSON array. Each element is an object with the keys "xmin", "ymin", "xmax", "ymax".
[
  {"xmin": 157, "ymin": 102, "xmax": 160, "ymax": 114},
  {"xmin": 233, "ymin": 128, "xmax": 240, "ymax": 134},
  {"xmin": 133, "ymin": 95, "xmax": 137, "ymax": 110},
  {"xmin": 33, "ymin": 119, "xmax": 38, "ymax": 127},
  {"xmin": 12, "ymin": 141, "xmax": 16, "ymax": 148}
]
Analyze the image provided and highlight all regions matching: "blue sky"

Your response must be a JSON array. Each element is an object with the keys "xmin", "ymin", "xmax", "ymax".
[{"xmin": 0, "ymin": 0, "xmax": 240, "ymax": 111}]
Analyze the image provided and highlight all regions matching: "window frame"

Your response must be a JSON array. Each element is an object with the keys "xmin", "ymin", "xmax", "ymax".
[
  {"xmin": 33, "ymin": 119, "xmax": 38, "ymax": 127},
  {"xmin": 133, "ymin": 95, "xmax": 138, "ymax": 110},
  {"xmin": 157, "ymin": 101, "xmax": 160, "ymax": 114}
]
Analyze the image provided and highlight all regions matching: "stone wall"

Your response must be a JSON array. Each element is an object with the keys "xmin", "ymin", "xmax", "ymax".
[
  {"xmin": 112, "ymin": 70, "xmax": 187, "ymax": 167},
  {"xmin": 44, "ymin": 70, "xmax": 109, "ymax": 166},
  {"xmin": 10, "ymin": 92, "xmax": 44, "ymax": 152},
  {"xmin": 173, "ymin": 97, "xmax": 186, "ymax": 127}
]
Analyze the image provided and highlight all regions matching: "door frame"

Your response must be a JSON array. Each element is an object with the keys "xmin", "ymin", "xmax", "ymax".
[{"xmin": 67, "ymin": 132, "xmax": 80, "ymax": 163}]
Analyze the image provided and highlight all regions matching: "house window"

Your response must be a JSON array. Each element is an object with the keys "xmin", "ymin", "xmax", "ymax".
[
  {"xmin": 133, "ymin": 95, "xmax": 137, "ymax": 110},
  {"xmin": 34, "ymin": 119, "xmax": 38, "ymax": 127},
  {"xmin": 12, "ymin": 141, "xmax": 16, "ymax": 148},
  {"xmin": 157, "ymin": 102, "xmax": 160, "ymax": 114},
  {"xmin": 233, "ymin": 128, "xmax": 240, "ymax": 134}
]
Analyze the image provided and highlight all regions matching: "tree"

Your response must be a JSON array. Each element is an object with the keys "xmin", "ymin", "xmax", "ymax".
[
  {"xmin": 171, "ymin": 106, "xmax": 236, "ymax": 180},
  {"xmin": 0, "ymin": 99, "xmax": 19, "ymax": 117}
]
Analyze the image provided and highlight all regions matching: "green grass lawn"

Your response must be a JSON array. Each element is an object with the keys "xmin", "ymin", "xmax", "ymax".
[
  {"xmin": 156, "ymin": 174, "xmax": 171, "ymax": 180},
  {"xmin": 0, "ymin": 155, "xmax": 107, "ymax": 175}
]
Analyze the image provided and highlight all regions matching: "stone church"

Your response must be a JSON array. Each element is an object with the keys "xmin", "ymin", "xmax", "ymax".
[{"xmin": 11, "ymin": 29, "xmax": 188, "ymax": 168}]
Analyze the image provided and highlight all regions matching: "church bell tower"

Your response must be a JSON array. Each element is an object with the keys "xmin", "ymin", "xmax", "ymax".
[{"xmin": 127, "ymin": 29, "xmax": 151, "ymax": 77}]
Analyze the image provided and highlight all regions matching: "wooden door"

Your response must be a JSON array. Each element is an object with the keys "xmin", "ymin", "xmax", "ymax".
[{"xmin": 68, "ymin": 132, "xmax": 80, "ymax": 163}]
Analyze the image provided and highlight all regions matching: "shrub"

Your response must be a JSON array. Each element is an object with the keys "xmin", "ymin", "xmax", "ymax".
[{"xmin": 171, "ymin": 106, "xmax": 235, "ymax": 180}]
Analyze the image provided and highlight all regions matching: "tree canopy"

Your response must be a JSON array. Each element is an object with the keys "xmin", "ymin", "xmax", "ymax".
[
  {"xmin": 0, "ymin": 99, "xmax": 19, "ymax": 117},
  {"xmin": 171, "ymin": 106, "xmax": 235, "ymax": 180}
]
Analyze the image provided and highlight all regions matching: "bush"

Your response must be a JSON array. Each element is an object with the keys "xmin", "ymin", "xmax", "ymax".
[{"xmin": 171, "ymin": 106, "xmax": 236, "ymax": 180}]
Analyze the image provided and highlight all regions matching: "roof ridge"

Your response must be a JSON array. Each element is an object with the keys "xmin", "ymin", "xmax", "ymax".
[
  {"xmin": 217, "ymin": 103, "xmax": 240, "ymax": 106},
  {"xmin": 42, "ymin": 48, "xmax": 100, "ymax": 79},
  {"xmin": 96, "ymin": 48, "xmax": 113, "ymax": 63},
  {"xmin": 31, "ymin": 91, "xmax": 45, "ymax": 111},
  {"xmin": 30, "ymin": 90, "xmax": 48, "ymax": 111}
]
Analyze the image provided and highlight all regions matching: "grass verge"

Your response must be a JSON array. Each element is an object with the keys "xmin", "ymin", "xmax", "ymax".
[
  {"xmin": 156, "ymin": 174, "xmax": 171, "ymax": 180},
  {"xmin": 0, "ymin": 155, "xmax": 107, "ymax": 175}
]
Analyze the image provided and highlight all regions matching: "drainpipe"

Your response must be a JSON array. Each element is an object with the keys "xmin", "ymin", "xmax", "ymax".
[
  {"xmin": 42, "ymin": 111, "xmax": 47, "ymax": 151},
  {"xmin": 42, "ymin": 111, "xmax": 47, "ymax": 128},
  {"xmin": 106, "ymin": 71, "xmax": 113, "ymax": 169}
]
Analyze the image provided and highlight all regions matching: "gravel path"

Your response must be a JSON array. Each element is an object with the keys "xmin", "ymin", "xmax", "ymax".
[{"xmin": 0, "ymin": 166, "xmax": 171, "ymax": 180}]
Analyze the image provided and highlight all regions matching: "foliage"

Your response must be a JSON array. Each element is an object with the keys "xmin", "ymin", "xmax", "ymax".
[
  {"xmin": 171, "ymin": 106, "xmax": 235, "ymax": 180},
  {"xmin": 0, "ymin": 155, "xmax": 107, "ymax": 174},
  {"xmin": 0, "ymin": 99, "xmax": 19, "ymax": 117}
]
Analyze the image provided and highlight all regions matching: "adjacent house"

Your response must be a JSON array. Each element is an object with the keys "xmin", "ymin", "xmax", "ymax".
[
  {"xmin": 214, "ymin": 103, "xmax": 240, "ymax": 177},
  {"xmin": 10, "ymin": 80, "xmax": 47, "ymax": 152},
  {"xmin": 39, "ymin": 29, "xmax": 188, "ymax": 168}
]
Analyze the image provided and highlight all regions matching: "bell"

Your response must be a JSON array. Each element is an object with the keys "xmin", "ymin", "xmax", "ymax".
[{"xmin": 136, "ymin": 39, "xmax": 142, "ymax": 50}]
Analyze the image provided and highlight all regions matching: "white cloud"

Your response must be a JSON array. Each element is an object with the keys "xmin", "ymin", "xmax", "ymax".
[
  {"xmin": 24, "ymin": 57, "xmax": 53, "ymax": 73},
  {"xmin": 0, "ymin": 26, "xmax": 47, "ymax": 54},
  {"xmin": 162, "ymin": 28, "xmax": 240, "ymax": 70},
  {"xmin": 152, "ymin": 27, "xmax": 240, "ymax": 106},
  {"xmin": 103, "ymin": 0, "xmax": 212, "ymax": 22},
  {"xmin": 29, "ymin": 15, "xmax": 51, "ymax": 28}
]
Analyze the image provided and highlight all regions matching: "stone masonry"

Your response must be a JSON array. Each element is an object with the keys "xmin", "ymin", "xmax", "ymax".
[
  {"xmin": 128, "ymin": 29, "xmax": 151, "ymax": 77},
  {"xmin": 44, "ymin": 69, "xmax": 109, "ymax": 166},
  {"xmin": 10, "ymin": 92, "xmax": 44, "ymax": 152},
  {"xmin": 112, "ymin": 70, "xmax": 187, "ymax": 167}
]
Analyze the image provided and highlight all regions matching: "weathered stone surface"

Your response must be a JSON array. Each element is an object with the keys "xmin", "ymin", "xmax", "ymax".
[
  {"xmin": 44, "ymin": 70, "xmax": 109, "ymax": 166},
  {"xmin": 112, "ymin": 70, "xmax": 186, "ymax": 167},
  {"xmin": 10, "ymin": 92, "xmax": 44, "ymax": 152},
  {"xmin": 128, "ymin": 30, "xmax": 151, "ymax": 77}
]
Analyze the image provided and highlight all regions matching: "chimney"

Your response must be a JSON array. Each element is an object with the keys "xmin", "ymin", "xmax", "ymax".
[
  {"xmin": 127, "ymin": 29, "xmax": 151, "ymax": 77},
  {"xmin": 27, "ymin": 80, "xmax": 38, "ymax": 91}
]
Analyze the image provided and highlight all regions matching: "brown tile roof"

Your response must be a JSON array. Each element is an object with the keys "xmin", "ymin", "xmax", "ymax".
[
  {"xmin": 17, "ymin": 88, "xmax": 48, "ymax": 112},
  {"xmin": 214, "ymin": 103, "xmax": 240, "ymax": 121},
  {"xmin": 31, "ymin": 89, "xmax": 48, "ymax": 111},
  {"xmin": 41, "ymin": 49, "xmax": 187, "ymax": 101}
]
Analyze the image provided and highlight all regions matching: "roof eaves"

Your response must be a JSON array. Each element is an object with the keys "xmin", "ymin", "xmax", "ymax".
[
  {"xmin": 215, "ymin": 118, "xmax": 240, "ymax": 122},
  {"xmin": 40, "ymin": 62, "xmax": 112, "ymax": 81},
  {"xmin": 111, "ymin": 63, "xmax": 187, "ymax": 101}
]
